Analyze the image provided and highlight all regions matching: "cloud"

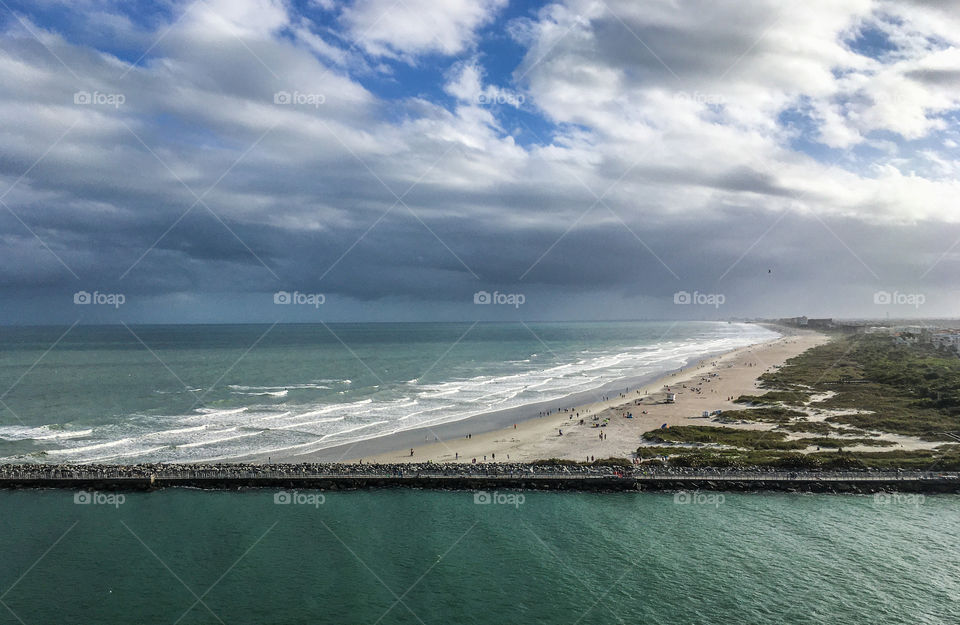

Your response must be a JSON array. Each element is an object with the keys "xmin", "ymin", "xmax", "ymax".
[
  {"xmin": 444, "ymin": 59, "xmax": 525, "ymax": 110},
  {"xmin": 340, "ymin": 0, "xmax": 508, "ymax": 60},
  {"xmin": 508, "ymin": 0, "xmax": 960, "ymax": 224},
  {"xmin": 1, "ymin": 0, "xmax": 960, "ymax": 322}
]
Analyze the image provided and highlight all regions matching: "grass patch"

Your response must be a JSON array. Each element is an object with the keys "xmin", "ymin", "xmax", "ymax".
[
  {"xmin": 776, "ymin": 421, "xmax": 838, "ymax": 434},
  {"xmin": 717, "ymin": 407, "xmax": 807, "ymax": 423},
  {"xmin": 632, "ymin": 335, "xmax": 960, "ymax": 469},
  {"xmin": 635, "ymin": 446, "xmax": 960, "ymax": 470},
  {"xmin": 794, "ymin": 437, "xmax": 895, "ymax": 448},
  {"xmin": 642, "ymin": 425, "xmax": 805, "ymax": 450},
  {"xmin": 734, "ymin": 391, "xmax": 811, "ymax": 406},
  {"xmin": 758, "ymin": 335, "xmax": 960, "ymax": 441}
]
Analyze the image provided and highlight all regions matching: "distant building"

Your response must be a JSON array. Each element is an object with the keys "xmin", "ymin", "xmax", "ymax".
[
  {"xmin": 893, "ymin": 325, "xmax": 926, "ymax": 334},
  {"xmin": 930, "ymin": 331, "xmax": 960, "ymax": 354}
]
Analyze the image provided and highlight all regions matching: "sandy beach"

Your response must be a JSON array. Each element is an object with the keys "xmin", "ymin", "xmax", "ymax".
[{"xmin": 329, "ymin": 327, "xmax": 829, "ymax": 465}]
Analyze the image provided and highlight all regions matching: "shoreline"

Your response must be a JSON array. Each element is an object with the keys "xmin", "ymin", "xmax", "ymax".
[
  {"xmin": 251, "ymin": 363, "xmax": 687, "ymax": 463},
  {"xmin": 273, "ymin": 324, "xmax": 824, "ymax": 465}
]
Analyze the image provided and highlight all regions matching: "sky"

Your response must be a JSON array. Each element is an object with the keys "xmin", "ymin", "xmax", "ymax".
[{"xmin": 1, "ymin": 0, "xmax": 959, "ymax": 324}]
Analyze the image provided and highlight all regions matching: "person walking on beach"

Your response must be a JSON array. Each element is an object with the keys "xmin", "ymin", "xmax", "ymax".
[{"xmin": 410, "ymin": 448, "xmax": 414, "ymax": 457}]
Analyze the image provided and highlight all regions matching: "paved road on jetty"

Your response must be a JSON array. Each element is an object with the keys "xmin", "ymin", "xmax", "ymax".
[{"xmin": 2, "ymin": 464, "xmax": 958, "ymax": 493}]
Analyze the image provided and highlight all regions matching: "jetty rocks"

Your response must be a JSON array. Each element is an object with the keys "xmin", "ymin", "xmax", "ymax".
[{"xmin": 1, "ymin": 463, "xmax": 958, "ymax": 493}]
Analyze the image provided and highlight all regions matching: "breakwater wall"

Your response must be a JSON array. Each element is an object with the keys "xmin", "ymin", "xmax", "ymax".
[{"xmin": 2, "ymin": 464, "xmax": 959, "ymax": 493}]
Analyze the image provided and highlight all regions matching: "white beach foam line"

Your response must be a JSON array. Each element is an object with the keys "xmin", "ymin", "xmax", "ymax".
[
  {"xmin": 32, "ymin": 428, "xmax": 95, "ymax": 441},
  {"xmin": 197, "ymin": 407, "xmax": 248, "ymax": 415},
  {"xmin": 226, "ymin": 425, "xmax": 385, "ymax": 460},
  {"xmin": 177, "ymin": 430, "xmax": 264, "ymax": 449},
  {"xmin": 46, "ymin": 437, "xmax": 137, "ymax": 455},
  {"xmin": 0, "ymin": 426, "xmax": 95, "ymax": 441},
  {"xmin": 82, "ymin": 445, "xmax": 170, "ymax": 463},
  {"xmin": 147, "ymin": 425, "xmax": 208, "ymax": 437},
  {"xmin": 228, "ymin": 383, "xmax": 330, "ymax": 391},
  {"xmin": 181, "ymin": 407, "xmax": 249, "ymax": 422},
  {"xmin": 271, "ymin": 416, "xmax": 346, "ymax": 430},
  {"xmin": 233, "ymin": 390, "xmax": 288, "ymax": 397}
]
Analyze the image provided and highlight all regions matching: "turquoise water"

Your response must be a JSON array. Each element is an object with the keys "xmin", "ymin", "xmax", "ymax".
[
  {"xmin": 0, "ymin": 322, "xmax": 776, "ymax": 463},
  {"xmin": 1, "ymin": 490, "xmax": 957, "ymax": 624}
]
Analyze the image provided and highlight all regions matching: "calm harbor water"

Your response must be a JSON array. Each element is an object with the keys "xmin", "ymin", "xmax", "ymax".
[{"xmin": 1, "ymin": 489, "xmax": 956, "ymax": 624}]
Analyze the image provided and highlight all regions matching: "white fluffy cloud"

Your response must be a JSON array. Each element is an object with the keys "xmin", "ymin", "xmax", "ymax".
[
  {"xmin": 509, "ymin": 0, "xmax": 960, "ymax": 224},
  {"xmin": 340, "ymin": 0, "xmax": 507, "ymax": 60}
]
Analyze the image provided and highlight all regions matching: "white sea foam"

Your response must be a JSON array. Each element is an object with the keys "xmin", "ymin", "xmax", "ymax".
[
  {"xmin": 232, "ymin": 390, "xmax": 289, "ymax": 397},
  {"xmin": 0, "ymin": 426, "xmax": 94, "ymax": 441},
  {"xmin": 228, "ymin": 383, "xmax": 330, "ymax": 391},
  {"xmin": 3, "ymin": 323, "xmax": 778, "ymax": 464}
]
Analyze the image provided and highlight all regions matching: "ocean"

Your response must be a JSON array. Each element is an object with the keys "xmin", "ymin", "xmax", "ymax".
[
  {"xmin": 0, "ymin": 321, "xmax": 777, "ymax": 464},
  {"xmin": 1, "ymin": 489, "xmax": 955, "ymax": 624}
]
